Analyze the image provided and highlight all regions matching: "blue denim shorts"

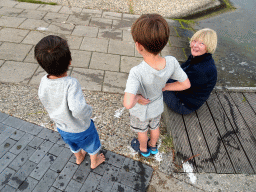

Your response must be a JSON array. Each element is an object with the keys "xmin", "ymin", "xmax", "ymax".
[{"xmin": 57, "ymin": 120, "xmax": 101, "ymax": 155}]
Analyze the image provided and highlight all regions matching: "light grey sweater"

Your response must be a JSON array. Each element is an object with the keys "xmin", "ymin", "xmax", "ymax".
[
  {"xmin": 38, "ymin": 75, "xmax": 92, "ymax": 133},
  {"xmin": 125, "ymin": 56, "xmax": 188, "ymax": 121}
]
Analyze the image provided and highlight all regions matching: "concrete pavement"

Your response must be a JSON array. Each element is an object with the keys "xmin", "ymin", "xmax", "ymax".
[{"xmin": 0, "ymin": 0, "xmax": 192, "ymax": 94}]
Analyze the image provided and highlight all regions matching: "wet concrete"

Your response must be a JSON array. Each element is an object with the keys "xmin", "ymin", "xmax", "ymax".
[{"xmin": 193, "ymin": 0, "xmax": 256, "ymax": 87}]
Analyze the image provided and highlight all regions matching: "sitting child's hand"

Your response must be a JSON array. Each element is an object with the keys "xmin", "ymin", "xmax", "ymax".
[{"xmin": 137, "ymin": 95, "xmax": 150, "ymax": 105}]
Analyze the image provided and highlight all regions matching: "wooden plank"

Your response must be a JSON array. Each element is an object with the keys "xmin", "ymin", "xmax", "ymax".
[
  {"xmin": 196, "ymin": 102, "xmax": 235, "ymax": 173},
  {"xmin": 183, "ymin": 111, "xmax": 216, "ymax": 173},
  {"xmin": 244, "ymin": 92, "xmax": 256, "ymax": 113},
  {"xmin": 207, "ymin": 93, "xmax": 254, "ymax": 174},
  {"xmin": 163, "ymin": 103, "xmax": 195, "ymax": 172},
  {"xmin": 230, "ymin": 92, "xmax": 256, "ymax": 142},
  {"xmin": 216, "ymin": 92, "xmax": 256, "ymax": 173}
]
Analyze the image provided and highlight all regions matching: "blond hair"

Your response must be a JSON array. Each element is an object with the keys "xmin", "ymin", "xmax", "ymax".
[{"xmin": 190, "ymin": 28, "xmax": 217, "ymax": 54}]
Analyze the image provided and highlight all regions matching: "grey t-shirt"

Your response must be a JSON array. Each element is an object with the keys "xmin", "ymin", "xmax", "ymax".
[
  {"xmin": 38, "ymin": 75, "xmax": 92, "ymax": 133},
  {"xmin": 124, "ymin": 56, "xmax": 188, "ymax": 121}
]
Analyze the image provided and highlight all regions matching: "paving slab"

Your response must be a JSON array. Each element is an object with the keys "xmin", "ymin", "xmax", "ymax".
[
  {"xmin": 103, "ymin": 71, "xmax": 128, "ymax": 93},
  {"xmin": 14, "ymin": 2, "xmax": 41, "ymax": 10},
  {"xmin": 17, "ymin": 176, "xmax": 38, "ymax": 192},
  {"xmin": 72, "ymin": 25, "xmax": 99, "ymax": 37},
  {"xmin": 0, "ymin": 16, "xmax": 26, "ymax": 28},
  {"xmin": 0, "ymin": 7, "xmax": 23, "ymax": 17},
  {"xmin": 102, "ymin": 11, "xmax": 122, "ymax": 20},
  {"xmin": 161, "ymin": 45, "xmax": 187, "ymax": 62},
  {"xmin": 71, "ymin": 68, "xmax": 104, "ymax": 91},
  {"xmin": 8, "ymin": 160, "xmax": 37, "ymax": 189},
  {"xmin": 98, "ymin": 28, "xmax": 122, "ymax": 40},
  {"xmin": 0, "ymin": 113, "xmax": 154, "ymax": 191},
  {"xmin": 43, "ymin": 12, "xmax": 69, "ymax": 23},
  {"xmin": 0, "ymin": 43, "xmax": 33, "ymax": 61},
  {"xmin": 65, "ymin": 14, "xmax": 90, "ymax": 26},
  {"xmin": 0, "ymin": 167, "xmax": 16, "ymax": 189},
  {"xmin": 108, "ymin": 40, "xmax": 134, "ymax": 56},
  {"xmin": 120, "ymin": 56, "xmax": 143, "ymax": 73},
  {"xmin": 9, "ymin": 133, "xmax": 34, "ymax": 155},
  {"xmin": 0, "ymin": 152, "xmax": 16, "ymax": 173},
  {"xmin": 112, "ymin": 19, "xmax": 135, "ymax": 30},
  {"xmin": 58, "ymin": 6, "xmax": 82, "ymax": 15},
  {"xmin": 9, "ymin": 129, "xmax": 25, "ymax": 141},
  {"xmin": 22, "ymin": 31, "xmax": 47, "ymax": 45},
  {"xmin": 90, "ymin": 52, "xmax": 120, "ymax": 71},
  {"xmin": 0, "ymin": 0, "xmax": 17, "ymax": 7},
  {"xmin": 37, "ymin": 4, "xmax": 62, "ymax": 13},
  {"xmin": 79, "ymin": 172, "xmax": 102, "ymax": 192},
  {"xmin": 17, "ymin": 9, "xmax": 47, "ymax": 20},
  {"xmin": 19, "ymin": 19, "xmax": 50, "ymax": 30},
  {"xmin": 122, "ymin": 30, "xmax": 133, "ymax": 42},
  {"xmin": 23, "ymin": 46, "xmax": 37, "ymax": 64},
  {"xmin": 29, "ymin": 140, "xmax": 54, "ymax": 164},
  {"xmin": 1, "ymin": 184, "xmax": 16, "ymax": 192},
  {"xmin": 0, "ymin": 28, "xmax": 29, "ymax": 43},
  {"xmin": 63, "ymin": 35, "xmax": 83, "ymax": 49},
  {"xmin": 89, "ymin": 17, "xmax": 113, "ymax": 29},
  {"xmin": 30, "ymin": 153, "xmax": 56, "ymax": 180},
  {"xmin": 65, "ymin": 179, "xmax": 83, "ymax": 192},
  {"xmin": 8, "ymin": 146, "xmax": 36, "ymax": 171},
  {"xmin": 70, "ymin": 49, "xmax": 91, "ymax": 68},
  {"xmin": 80, "ymin": 37, "xmax": 109, "ymax": 53},
  {"xmin": 0, "ymin": 61, "xmax": 37, "ymax": 84},
  {"xmin": 53, "ymin": 162, "xmax": 79, "ymax": 190},
  {"xmin": 0, "ymin": 126, "xmax": 16, "ymax": 146},
  {"xmin": 0, "ymin": 138, "xmax": 17, "ymax": 158},
  {"xmin": 81, "ymin": 8, "xmax": 102, "ymax": 18},
  {"xmin": 47, "ymin": 22, "xmax": 75, "ymax": 35},
  {"xmin": 169, "ymin": 36, "xmax": 190, "ymax": 48},
  {"xmin": 0, "ymin": 59, "xmax": 4, "ymax": 67}
]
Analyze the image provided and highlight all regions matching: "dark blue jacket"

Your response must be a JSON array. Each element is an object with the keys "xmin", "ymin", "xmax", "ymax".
[{"xmin": 176, "ymin": 53, "xmax": 217, "ymax": 110}]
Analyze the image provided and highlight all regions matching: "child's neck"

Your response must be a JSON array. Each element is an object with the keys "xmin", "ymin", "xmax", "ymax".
[
  {"xmin": 48, "ymin": 72, "xmax": 68, "ymax": 79},
  {"xmin": 143, "ymin": 53, "xmax": 165, "ymax": 71}
]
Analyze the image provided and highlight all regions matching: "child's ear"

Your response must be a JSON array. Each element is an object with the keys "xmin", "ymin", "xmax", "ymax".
[
  {"xmin": 69, "ymin": 60, "xmax": 71, "ymax": 66},
  {"xmin": 135, "ymin": 42, "xmax": 144, "ymax": 52}
]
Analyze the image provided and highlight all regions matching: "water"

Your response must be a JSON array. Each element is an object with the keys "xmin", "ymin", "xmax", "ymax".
[{"xmin": 193, "ymin": 0, "xmax": 256, "ymax": 87}]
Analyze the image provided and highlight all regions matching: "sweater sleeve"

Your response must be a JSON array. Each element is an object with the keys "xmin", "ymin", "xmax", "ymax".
[
  {"xmin": 124, "ymin": 68, "xmax": 140, "ymax": 95},
  {"xmin": 67, "ymin": 79, "xmax": 92, "ymax": 121}
]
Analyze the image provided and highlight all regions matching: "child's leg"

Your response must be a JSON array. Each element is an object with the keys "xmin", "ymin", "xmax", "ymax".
[
  {"xmin": 74, "ymin": 149, "xmax": 87, "ymax": 165},
  {"xmin": 138, "ymin": 130, "xmax": 148, "ymax": 152},
  {"xmin": 90, "ymin": 153, "xmax": 105, "ymax": 169},
  {"xmin": 149, "ymin": 127, "xmax": 160, "ymax": 148}
]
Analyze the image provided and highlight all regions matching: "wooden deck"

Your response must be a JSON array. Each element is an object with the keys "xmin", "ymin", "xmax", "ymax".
[{"xmin": 163, "ymin": 91, "xmax": 256, "ymax": 174}]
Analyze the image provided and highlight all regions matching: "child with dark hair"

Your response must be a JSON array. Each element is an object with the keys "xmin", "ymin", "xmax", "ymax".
[
  {"xmin": 35, "ymin": 35, "xmax": 105, "ymax": 168},
  {"xmin": 123, "ymin": 14, "xmax": 191, "ymax": 157}
]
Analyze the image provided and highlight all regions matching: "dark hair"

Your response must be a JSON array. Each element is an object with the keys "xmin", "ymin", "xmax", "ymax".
[
  {"xmin": 131, "ymin": 14, "xmax": 170, "ymax": 55},
  {"xmin": 34, "ymin": 35, "xmax": 71, "ymax": 76}
]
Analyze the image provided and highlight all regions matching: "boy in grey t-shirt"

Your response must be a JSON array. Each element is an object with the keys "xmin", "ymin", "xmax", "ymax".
[
  {"xmin": 123, "ymin": 14, "xmax": 191, "ymax": 157},
  {"xmin": 35, "ymin": 35, "xmax": 105, "ymax": 168}
]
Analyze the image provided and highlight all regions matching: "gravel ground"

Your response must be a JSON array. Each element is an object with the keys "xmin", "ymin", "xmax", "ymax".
[
  {"xmin": 39, "ymin": 0, "xmax": 220, "ymax": 18},
  {"xmin": 0, "ymin": 82, "xmax": 170, "ymax": 168}
]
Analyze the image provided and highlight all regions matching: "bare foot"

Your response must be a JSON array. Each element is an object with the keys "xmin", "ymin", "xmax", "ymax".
[
  {"xmin": 76, "ymin": 150, "xmax": 87, "ymax": 165},
  {"xmin": 91, "ymin": 153, "xmax": 105, "ymax": 169}
]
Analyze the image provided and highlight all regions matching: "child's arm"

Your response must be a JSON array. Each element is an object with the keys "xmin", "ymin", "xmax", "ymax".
[
  {"xmin": 123, "ymin": 93, "xmax": 148, "ymax": 109},
  {"xmin": 162, "ymin": 78, "xmax": 191, "ymax": 91},
  {"xmin": 68, "ymin": 80, "xmax": 92, "ymax": 120}
]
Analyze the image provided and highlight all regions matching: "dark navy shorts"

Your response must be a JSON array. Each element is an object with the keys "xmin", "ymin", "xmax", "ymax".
[{"xmin": 57, "ymin": 120, "xmax": 101, "ymax": 155}]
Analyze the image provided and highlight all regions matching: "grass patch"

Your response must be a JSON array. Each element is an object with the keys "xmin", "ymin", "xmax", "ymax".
[
  {"xmin": 17, "ymin": 0, "xmax": 57, "ymax": 5},
  {"xmin": 128, "ymin": 0, "xmax": 134, "ymax": 14},
  {"xmin": 174, "ymin": 19, "xmax": 195, "ymax": 29},
  {"xmin": 159, "ymin": 135, "xmax": 174, "ymax": 153},
  {"xmin": 223, "ymin": 0, "xmax": 235, "ymax": 9}
]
